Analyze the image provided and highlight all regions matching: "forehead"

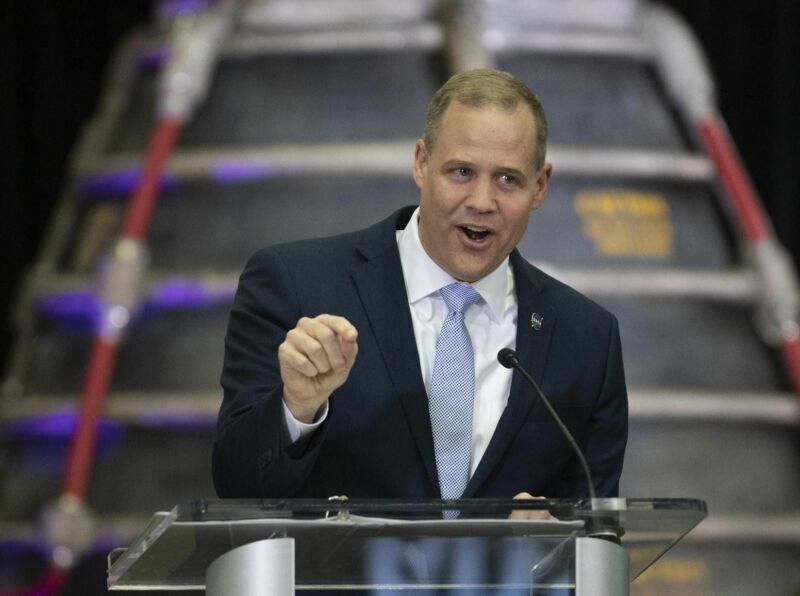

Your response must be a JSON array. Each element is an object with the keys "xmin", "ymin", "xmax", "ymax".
[{"xmin": 434, "ymin": 101, "xmax": 538, "ymax": 166}]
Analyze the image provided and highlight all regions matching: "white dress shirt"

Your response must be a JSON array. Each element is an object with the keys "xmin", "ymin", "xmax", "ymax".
[{"xmin": 284, "ymin": 207, "xmax": 518, "ymax": 476}]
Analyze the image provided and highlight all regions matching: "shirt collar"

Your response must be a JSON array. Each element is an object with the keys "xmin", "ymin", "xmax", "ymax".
[{"xmin": 397, "ymin": 206, "xmax": 511, "ymax": 322}]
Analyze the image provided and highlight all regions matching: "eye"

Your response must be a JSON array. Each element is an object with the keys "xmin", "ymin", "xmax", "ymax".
[
  {"xmin": 447, "ymin": 166, "xmax": 472, "ymax": 181},
  {"xmin": 498, "ymin": 174, "xmax": 518, "ymax": 186}
]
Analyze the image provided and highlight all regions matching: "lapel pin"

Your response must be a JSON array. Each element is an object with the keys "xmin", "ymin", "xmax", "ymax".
[{"xmin": 531, "ymin": 312, "xmax": 543, "ymax": 331}]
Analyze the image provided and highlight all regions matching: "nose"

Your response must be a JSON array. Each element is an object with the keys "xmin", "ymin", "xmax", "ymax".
[{"xmin": 465, "ymin": 176, "xmax": 496, "ymax": 213}]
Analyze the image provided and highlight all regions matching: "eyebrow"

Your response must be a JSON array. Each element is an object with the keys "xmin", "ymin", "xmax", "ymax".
[
  {"xmin": 441, "ymin": 159, "xmax": 474, "ymax": 170},
  {"xmin": 441, "ymin": 159, "xmax": 528, "ymax": 178}
]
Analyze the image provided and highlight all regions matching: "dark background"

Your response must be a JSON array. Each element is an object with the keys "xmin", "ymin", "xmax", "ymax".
[{"xmin": 1, "ymin": 0, "xmax": 799, "ymax": 370}]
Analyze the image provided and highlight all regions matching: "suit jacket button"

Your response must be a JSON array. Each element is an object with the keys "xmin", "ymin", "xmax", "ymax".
[{"xmin": 257, "ymin": 449, "xmax": 273, "ymax": 470}]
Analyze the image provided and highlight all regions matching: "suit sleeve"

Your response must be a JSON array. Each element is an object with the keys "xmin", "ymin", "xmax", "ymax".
[
  {"xmin": 557, "ymin": 313, "xmax": 628, "ymax": 498},
  {"xmin": 212, "ymin": 247, "xmax": 327, "ymax": 497}
]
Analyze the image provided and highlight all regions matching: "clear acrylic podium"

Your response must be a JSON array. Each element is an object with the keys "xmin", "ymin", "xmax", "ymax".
[{"xmin": 107, "ymin": 498, "xmax": 706, "ymax": 594}]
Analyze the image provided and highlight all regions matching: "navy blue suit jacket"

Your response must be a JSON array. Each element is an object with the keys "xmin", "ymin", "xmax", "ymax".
[{"xmin": 213, "ymin": 206, "xmax": 627, "ymax": 499}]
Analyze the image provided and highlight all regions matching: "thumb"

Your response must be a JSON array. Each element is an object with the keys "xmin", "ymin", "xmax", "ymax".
[{"xmin": 341, "ymin": 336, "xmax": 359, "ymax": 364}]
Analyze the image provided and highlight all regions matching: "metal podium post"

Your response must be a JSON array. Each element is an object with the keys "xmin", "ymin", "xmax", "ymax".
[
  {"xmin": 575, "ymin": 536, "xmax": 630, "ymax": 596},
  {"xmin": 206, "ymin": 537, "xmax": 295, "ymax": 596}
]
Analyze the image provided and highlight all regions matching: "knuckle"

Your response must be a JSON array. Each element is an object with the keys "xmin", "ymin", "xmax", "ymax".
[
  {"xmin": 307, "ymin": 343, "xmax": 326, "ymax": 360},
  {"xmin": 317, "ymin": 326, "xmax": 335, "ymax": 342}
]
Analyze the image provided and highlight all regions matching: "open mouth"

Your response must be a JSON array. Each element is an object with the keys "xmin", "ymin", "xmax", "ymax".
[{"xmin": 460, "ymin": 225, "xmax": 492, "ymax": 242}]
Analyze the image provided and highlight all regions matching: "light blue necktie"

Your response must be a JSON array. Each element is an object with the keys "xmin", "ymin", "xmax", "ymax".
[{"xmin": 429, "ymin": 282, "xmax": 482, "ymax": 507}]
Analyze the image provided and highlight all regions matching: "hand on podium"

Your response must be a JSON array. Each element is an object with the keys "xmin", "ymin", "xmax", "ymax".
[{"xmin": 508, "ymin": 492, "xmax": 557, "ymax": 521}]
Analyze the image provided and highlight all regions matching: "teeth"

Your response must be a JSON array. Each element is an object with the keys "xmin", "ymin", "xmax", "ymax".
[{"xmin": 462, "ymin": 225, "xmax": 490, "ymax": 241}]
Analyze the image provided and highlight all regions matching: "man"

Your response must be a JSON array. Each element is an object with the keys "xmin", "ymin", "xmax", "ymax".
[{"xmin": 213, "ymin": 69, "xmax": 627, "ymax": 501}]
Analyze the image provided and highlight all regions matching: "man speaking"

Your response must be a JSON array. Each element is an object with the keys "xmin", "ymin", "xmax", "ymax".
[{"xmin": 213, "ymin": 69, "xmax": 628, "ymax": 501}]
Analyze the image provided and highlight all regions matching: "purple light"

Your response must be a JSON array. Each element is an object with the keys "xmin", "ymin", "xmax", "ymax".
[
  {"xmin": 4, "ymin": 411, "xmax": 123, "ymax": 440},
  {"xmin": 136, "ymin": 410, "xmax": 216, "ymax": 429},
  {"xmin": 4, "ymin": 408, "xmax": 213, "ymax": 439},
  {"xmin": 36, "ymin": 280, "xmax": 234, "ymax": 327},
  {"xmin": 0, "ymin": 537, "xmax": 50, "ymax": 559},
  {"xmin": 38, "ymin": 291, "xmax": 98, "ymax": 317},
  {"xmin": 139, "ymin": 45, "xmax": 169, "ymax": 69},
  {"xmin": 149, "ymin": 277, "xmax": 234, "ymax": 310},
  {"xmin": 81, "ymin": 161, "xmax": 288, "ymax": 196},
  {"xmin": 148, "ymin": 279, "xmax": 207, "ymax": 308},
  {"xmin": 80, "ymin": 170, "xmax": 176, "ymax": 197},
  {"xmin": 159, "ymin": 0, "xmax": 212, "ymax": 17},
  {"xmin": 150, "ymin": 278, "xmax": 213, "ymax": 309},
  {"xmin": 37, "ymin": 292, "xmax": 99, "ymax": 331},
  {"xmin": 0, "ymin": 536, "xmax": 129, "ymax": 561},
  {"xmin": 212, "ymin": 160, "xmax": 289, "ymax": 184}
]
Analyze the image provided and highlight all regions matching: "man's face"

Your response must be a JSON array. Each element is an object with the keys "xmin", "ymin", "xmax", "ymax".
[{"xmin": 413, "ymin": 100, "xmax": 552, "ymax": 283}]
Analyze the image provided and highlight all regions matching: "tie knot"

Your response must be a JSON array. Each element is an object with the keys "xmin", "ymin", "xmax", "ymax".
[{"xmin": 439, "ymin": 282, "xmax": 481, "ymax": 314}]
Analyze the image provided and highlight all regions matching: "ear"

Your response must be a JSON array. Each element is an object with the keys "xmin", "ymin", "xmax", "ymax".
[
  {"xmin": 412, "ymin": 139, "xmax": 429, "ymax": 189},
  {"xmin": 530, "ymin": 162, "xmax": 552, "ymax": 211}
]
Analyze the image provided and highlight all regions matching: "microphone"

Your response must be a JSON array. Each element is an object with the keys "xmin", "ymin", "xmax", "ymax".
[{"xmin": 497, "ymin": 348, "xmax": 597, "ymax": 501}]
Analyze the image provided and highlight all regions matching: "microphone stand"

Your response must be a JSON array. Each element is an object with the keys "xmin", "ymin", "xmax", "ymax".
[{"xmin": 497, "ymin": 348, "xmax": 623, "ymax": 544}]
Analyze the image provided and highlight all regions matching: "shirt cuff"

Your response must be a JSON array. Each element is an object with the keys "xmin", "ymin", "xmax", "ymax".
[{"xmin": 282, "ymin": 399, "xmax": 329, "ymax": 444}]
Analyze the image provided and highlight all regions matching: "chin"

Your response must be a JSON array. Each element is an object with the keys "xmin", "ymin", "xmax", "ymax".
[
  {"xmin": 440, "ymin": 247, "xmax": 499, "ymax": 282},
  {"xmin": 451, "ymin": 264, "xmax": 492, "ymax": 283}
]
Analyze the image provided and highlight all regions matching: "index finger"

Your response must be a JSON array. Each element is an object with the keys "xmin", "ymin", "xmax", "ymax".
[{"xmin": 315, "ymin": 314, "xmax": 358, "ymax": 343}]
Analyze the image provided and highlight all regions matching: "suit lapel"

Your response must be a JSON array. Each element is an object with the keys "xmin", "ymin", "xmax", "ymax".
[
  {"xmin": 464, "ymin": 251, "xmax": 557, "ymax": 497},
  {"xmin": 350, "ymin": 208, "xmax": 440, "ymax": 493}
]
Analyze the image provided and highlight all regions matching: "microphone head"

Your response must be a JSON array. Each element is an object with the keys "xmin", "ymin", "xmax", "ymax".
[{"xmin": 497, "ymin": 348, "xmax": 518, "ymax": 369}]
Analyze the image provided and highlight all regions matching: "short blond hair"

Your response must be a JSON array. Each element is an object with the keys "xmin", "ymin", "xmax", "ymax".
[{"xmin": 423, "ymin": 69, "xmax": 548, "ymax": 169}]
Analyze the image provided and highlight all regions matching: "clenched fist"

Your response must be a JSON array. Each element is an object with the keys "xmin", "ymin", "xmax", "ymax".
[{"xmin": 278, "ymin": 314, "xmax": 359, "ymax": 423}]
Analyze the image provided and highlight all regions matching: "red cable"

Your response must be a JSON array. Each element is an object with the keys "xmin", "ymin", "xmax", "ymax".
[
  {"xmin": 697, "ymin": 117, "xmax": 771, "ymax": 243},
  {"xmin": 61, "ymin": 116, "xmax": 182, "ymax": 503},
  {"xmin": 0, "ymin": 566, "xmax": 69, "ymax": 596},
  {"xmin": 121, "ymin": 116, "xmax": 182, "ymax": 240},
  {"xmin": 62, "ymin": 337, "xmax": 118, "ymax": 500},
  {"xmin": 781, "ymin": 335, "xmax": 800, "ymax": 397},
  {"xmin": 699, "ymin": 116, "xmax": 800, "ymax": 402},
  {"xmin": 27, "ymin": 567, "xmax": 69, "ymax": 596},
  {"xmin": 5, "ymin": 117, "xmax": 185, "ymax": 596}
]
